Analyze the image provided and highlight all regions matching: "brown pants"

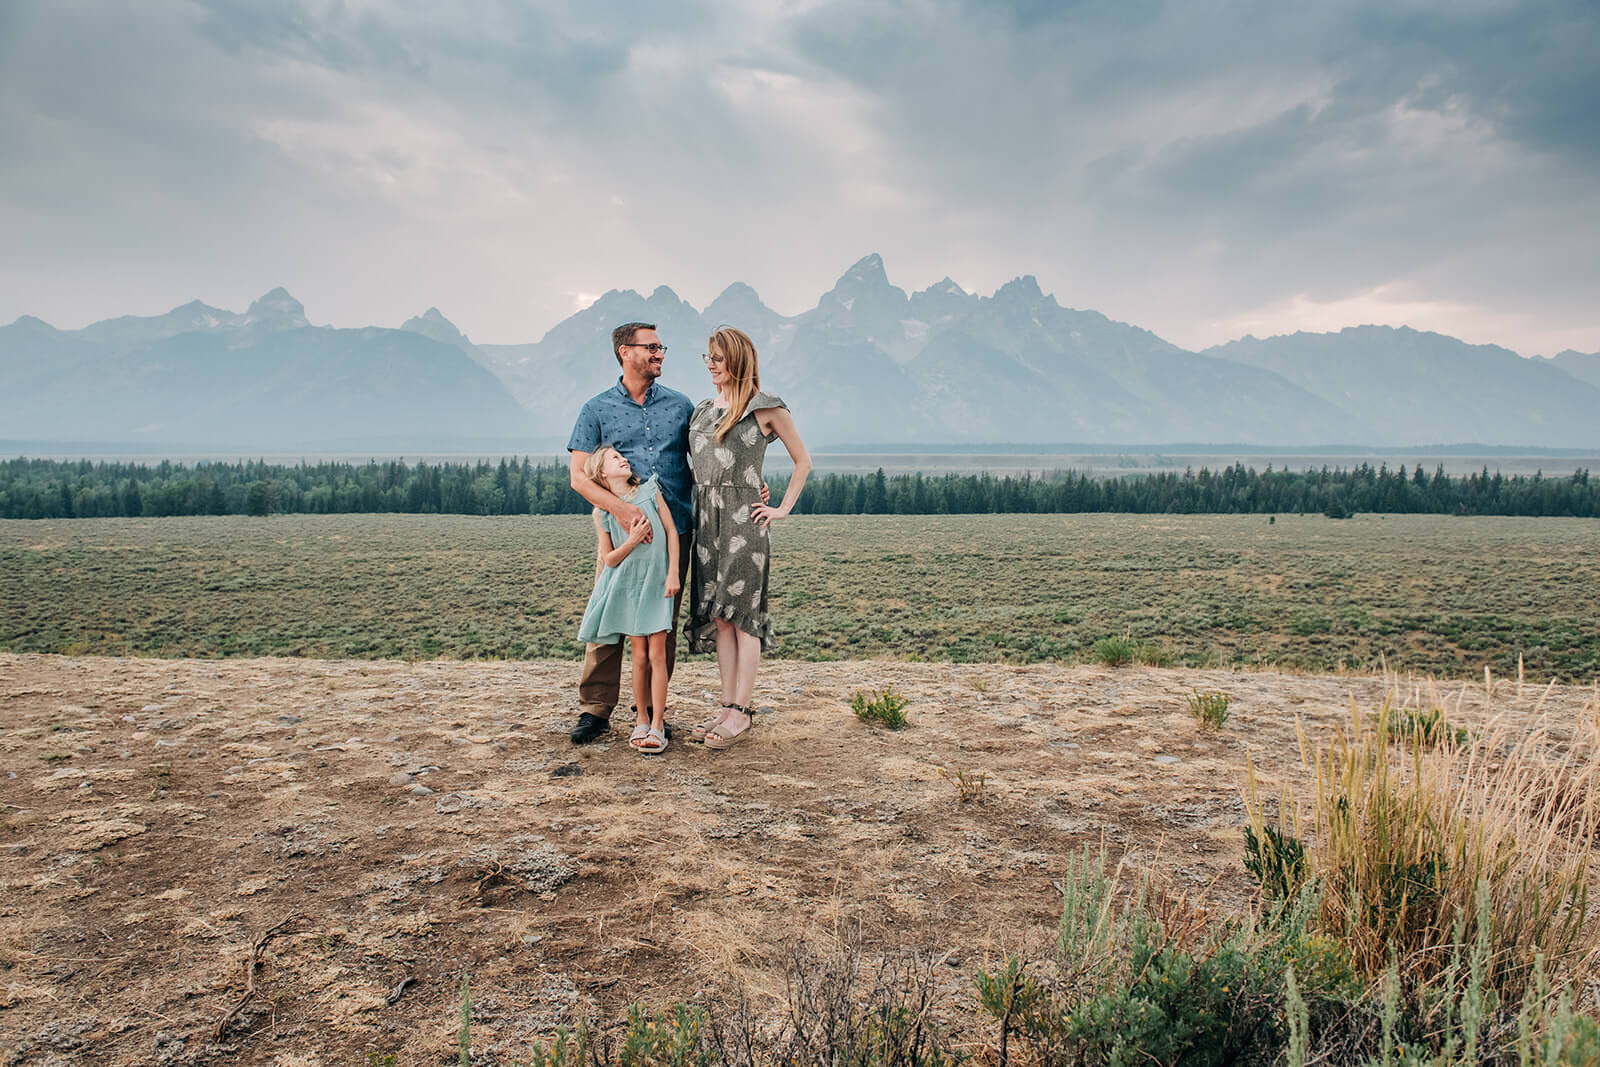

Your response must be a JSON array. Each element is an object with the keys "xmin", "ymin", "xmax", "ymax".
[{"xmin": 577, "ymin": 531, "xmax": 693, "ymax": 717}]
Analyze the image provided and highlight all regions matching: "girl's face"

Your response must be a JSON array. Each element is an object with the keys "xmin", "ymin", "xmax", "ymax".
[
  {"xmin": 704, "ymin": 345, "xmax": 730, "ymax": 389},
  {"xmin": 601, "ymin": 449, "xmax": 632, "ymax": 481}
]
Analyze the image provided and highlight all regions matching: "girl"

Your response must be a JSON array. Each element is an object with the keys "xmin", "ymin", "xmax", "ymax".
[
  {"xmin": 684, "ymin": 326, "xmax": 811, "ymax": 749},
  {"xmin": 576, "ymin": 445, "xmax": 681, "ymax": 754}
]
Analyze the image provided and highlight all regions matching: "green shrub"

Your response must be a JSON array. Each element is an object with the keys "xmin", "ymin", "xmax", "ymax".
[
  {"xmin": 975, "ymin": 847, "xmax": 1351, "ymax": 1067},
  {"xmin": 851, "ymin": 687, "xmax": 910, "ymax": 728},
  {"xmin": 1243, "ymin": 824, "xmax": 1308, "ymax": 902},
  {"xmin": 1186, "ymin": 688, "xmax": 1231, "ymax": 729},
  {"xmin": 1093, "ymin": 635, "xmax": 1169, "ymax": 667},
  {"xmin": 1092, "ymin": 635, "xmax": 1138, "ymax": 666},
  {"xmin": 1391, "ymin": 706, "xmax": 1469, "ymax": 747}
]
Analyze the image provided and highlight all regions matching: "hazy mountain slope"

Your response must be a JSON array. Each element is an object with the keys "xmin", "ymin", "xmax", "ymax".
[
  {"xmin": 1205, "ymin": 327, "xmax": 1600, "ymax": 447},
  {"xmin": 1541, "ymin": 350, "xmax": 1600, "ymax": 391},
  {"xmin": 10, "ymin": 259, "xmax": 1599, "ymax": 450},
  {"xmin": 0, "ymin": 292, "xmax": 526, "ymax": 446},
  {"xmin": 484, "ymin": 287, "xmax": 712, "ymax": 439}
]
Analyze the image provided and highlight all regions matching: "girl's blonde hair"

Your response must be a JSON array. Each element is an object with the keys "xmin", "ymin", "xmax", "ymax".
[
  {"xmin": 709, "ymin": 326, "xmax": 760, "ymax": 442},
  {"xmin": 583, "ymin": 445, "xmax": 640, "ymax": 490}
]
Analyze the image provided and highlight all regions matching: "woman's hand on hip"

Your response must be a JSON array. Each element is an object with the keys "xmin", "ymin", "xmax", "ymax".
[{"xmin": 750, "ymin": 501, "xmax": 789, "ymax": 528}]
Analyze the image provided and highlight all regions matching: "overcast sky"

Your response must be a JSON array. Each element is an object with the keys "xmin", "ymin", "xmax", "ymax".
[{"xmin": 2, "ymin": 0, "xmax": 1596, "ymax": 356}]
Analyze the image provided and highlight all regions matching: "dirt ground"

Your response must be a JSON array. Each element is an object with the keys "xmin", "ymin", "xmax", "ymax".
[{"xmin": 2, "ymin": 652, "xmax": 1594, "ymax": 1064}]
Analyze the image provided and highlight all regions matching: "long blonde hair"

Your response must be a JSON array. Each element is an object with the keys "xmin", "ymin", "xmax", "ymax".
[
  {"xmin": 710, "ymin": 326, "xmax": 760, "ymax": 442},
  {"xmin": 582, "ymin": 445, "xmax": 640, "ymax": 490}
]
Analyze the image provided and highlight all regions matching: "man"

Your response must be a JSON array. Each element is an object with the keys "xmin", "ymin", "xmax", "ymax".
[{"xmin": 566, "ymin": 322, "xmax": 695, "ymax": 743}]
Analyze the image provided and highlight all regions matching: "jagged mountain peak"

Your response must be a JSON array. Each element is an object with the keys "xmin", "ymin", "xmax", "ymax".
[
  {"xmin": 244, "ymin": 288, "xmax": 308, "ymax": 329},
  {"xmin": 834, "ymin": 252, "xmax": 890, "ymax": 289},
  {"xmin": 992, "ymin": 275, "xmax": 1047, "ymax": 305},
  {"xmin": 704, "ymin": 281, "xmax": 774, "ymax": 323},
  {"xmin": 710, "ymin": 281, "xmax": 761, "ymax": 303},
  {"xmin": 401, "ymin": 307, "xmax": 472, "ymax": 348}
]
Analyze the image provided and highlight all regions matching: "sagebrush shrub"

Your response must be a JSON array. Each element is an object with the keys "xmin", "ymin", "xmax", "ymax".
[{"xmin": 851, "ymin": 687, "xmax": 910, "ymax": 728}]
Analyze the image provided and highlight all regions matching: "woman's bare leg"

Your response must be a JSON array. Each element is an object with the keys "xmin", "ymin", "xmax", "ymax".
[{"xmin": 732, "ymin": 629, "xmax": 761, "ymax": 709}]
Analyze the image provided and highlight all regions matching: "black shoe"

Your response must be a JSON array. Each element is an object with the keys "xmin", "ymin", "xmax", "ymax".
[{"xmin": 570, "ymin": 712, "xmax": 611, "ymax": 744}]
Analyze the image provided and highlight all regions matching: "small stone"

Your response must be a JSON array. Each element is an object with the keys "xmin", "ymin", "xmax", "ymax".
[
  {"xmin": 551, "ymin": 763, "xmax": 583, "ymax": 778},
  {"xmin": 435, "ymin": 793, "xmax": 474, "ymax": 814},
  {"xmin": 408, "ymin": 784, "xmax": 434, "ymax": 796},
  {"xmin": 277, "ymin": 715, "xmax": 303, "ymax": 724},
  {"xmin": 389, "ymin": 772, "xmax": 416, "ymax": 787},
  {"xmin": 1154, "ymin": 755, "xmax": 1180, "ymax": 765}
]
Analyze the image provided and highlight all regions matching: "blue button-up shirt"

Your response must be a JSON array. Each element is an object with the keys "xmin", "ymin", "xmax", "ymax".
[{"xmin": 568, "ymin": 378, "xmax": 694, "ymax": 533}]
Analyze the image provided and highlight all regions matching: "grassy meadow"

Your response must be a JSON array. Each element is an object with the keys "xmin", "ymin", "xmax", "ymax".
[{"xmin": 3, "ymin": 512, "xmax": 1596, "ymax": 680}]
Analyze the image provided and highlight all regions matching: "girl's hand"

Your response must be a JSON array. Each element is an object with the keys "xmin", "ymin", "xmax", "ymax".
[
  {"xmin": 664, "ymin": 574, "xmax": 681, "ymax": 599},
  {"xmin": 625, "ymin": 515, "xmax": 651, "ymax": 545},
  {"xmin": 750, "ymin": 501, "xmax": 789, "ymax": 528}
]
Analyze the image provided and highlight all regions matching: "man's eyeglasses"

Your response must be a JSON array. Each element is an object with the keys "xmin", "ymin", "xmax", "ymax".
[
  {"xmin": 624, "ymin": 343, "xmax": 668, "ymax": 354},
  {"xmin": 702, "ymin": 353, "xmax": 725, "ymax": 366}
]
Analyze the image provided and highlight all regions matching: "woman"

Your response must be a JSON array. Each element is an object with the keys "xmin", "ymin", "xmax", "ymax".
[{"xmin": 685, "ymin": 326, "xmax": 811, "ymax": 749}]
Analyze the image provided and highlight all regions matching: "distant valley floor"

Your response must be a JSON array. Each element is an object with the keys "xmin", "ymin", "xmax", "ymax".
[{"xmin": 4, "ymin": 513, "xmax": 1598, "ymax": 680}]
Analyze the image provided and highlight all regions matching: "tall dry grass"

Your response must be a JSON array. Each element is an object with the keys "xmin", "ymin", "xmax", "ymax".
[{"xmin": 1252, "ymin": 673, "xmax": 1600, "ymax": 1005}]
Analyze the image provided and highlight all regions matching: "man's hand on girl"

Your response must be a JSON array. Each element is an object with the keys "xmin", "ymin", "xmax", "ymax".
[
  {"xmin": 616, "ymin": 501, "xmax": 651, "ymax": 541},
  {"xmin": 625, "ymin": 515, "xmax": 652, "ymax": 544}
]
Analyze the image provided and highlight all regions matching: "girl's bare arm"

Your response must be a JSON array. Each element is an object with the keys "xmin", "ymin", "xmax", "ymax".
[{"xmin": 599, "ymin": 510, "xmax": 650, "ymax": 568}]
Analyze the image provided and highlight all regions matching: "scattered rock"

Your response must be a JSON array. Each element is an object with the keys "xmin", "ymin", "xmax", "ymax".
[
  {"xmin": 1154, "ymin": 755, "xmax": 1180, "ymax": 764},
  {"xmin": 388, "ymin": 772, "xmax": 416, "ymax": 786},
  {"xmin": 408, "ymin": 784, "xmax": 434, "ymax": 796},
  {"xmin": 435, "ymin": 792, "xmax": 477, "ymax": 814},
  {"xmin": 551, "ymin": 763, "xmax": 583, "ymax": 778}
]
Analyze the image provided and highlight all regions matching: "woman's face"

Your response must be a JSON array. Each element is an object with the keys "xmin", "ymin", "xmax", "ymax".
[
  {"xmin": 704, "ymin": 346, "xmax": 730, "ymax": 389},
  {"xmin": 602, "ymin": 449, "xmax": 632, "ymax": 481}
]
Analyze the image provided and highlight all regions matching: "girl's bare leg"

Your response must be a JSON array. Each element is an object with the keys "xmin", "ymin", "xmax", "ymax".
[
  {"xmin": 647, "ymin": 631, "xmax": 669, "ymax": 732},
  {"xmin": 630, "ymin": 636, "xmax": 650, "ymax": 726}
]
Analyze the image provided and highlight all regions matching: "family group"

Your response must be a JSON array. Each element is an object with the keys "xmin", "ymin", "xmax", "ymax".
[{"xmin": 565, "ymin": 322, "xmax": 811, "ymax": 755}]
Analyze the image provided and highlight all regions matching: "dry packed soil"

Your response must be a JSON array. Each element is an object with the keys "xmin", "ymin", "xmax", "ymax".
[{"xmin": 3, "ymin": 653, "xmax": 1596, "ymax": 1064}]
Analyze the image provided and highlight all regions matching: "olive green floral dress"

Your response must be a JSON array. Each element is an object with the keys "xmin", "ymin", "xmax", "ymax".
[{"xmin": 685, "ymin": 391, "xmax": 787, "ymax": 653}]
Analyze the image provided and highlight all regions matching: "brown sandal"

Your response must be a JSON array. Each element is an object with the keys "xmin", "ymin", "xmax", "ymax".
[
  {"xmin": 704, "ymin": 704, "xmax": 754, "ymax": 750},
  {"xmin": 691, "ymin": 704, "xmax": 736, "ymax": 743}
]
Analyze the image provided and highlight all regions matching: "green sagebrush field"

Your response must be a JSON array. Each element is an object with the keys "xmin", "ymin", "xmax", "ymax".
[{"xmin": 2, "ymin": 512, "xmax": 1596, "ymax": 680}]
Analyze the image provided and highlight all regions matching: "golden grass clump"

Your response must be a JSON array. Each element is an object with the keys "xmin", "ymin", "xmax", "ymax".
[{"xmin": 1252, "ymin": 676, "xmax": 1600, "ymax": 1005}]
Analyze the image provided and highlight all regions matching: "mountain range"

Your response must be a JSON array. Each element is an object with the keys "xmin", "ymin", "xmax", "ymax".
[{"xmin": 4, "ymin": 255, "xmax": 1599, "ymax": 450}]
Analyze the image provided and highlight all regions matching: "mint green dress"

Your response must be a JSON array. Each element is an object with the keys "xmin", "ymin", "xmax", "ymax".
[{"xmin": 577, "ymin": 475, "xmax": 674, "ymax": 643}]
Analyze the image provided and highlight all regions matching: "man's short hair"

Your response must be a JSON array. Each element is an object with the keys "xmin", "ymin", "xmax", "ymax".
[{"xmin": 611, "ymin": 322, "xmax": 657, "ymax": 365}]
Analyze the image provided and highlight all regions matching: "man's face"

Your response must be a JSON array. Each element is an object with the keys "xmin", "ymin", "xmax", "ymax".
[{"xmin": 619, "ymin": 328, "xmax": 664, "ymax": 382}]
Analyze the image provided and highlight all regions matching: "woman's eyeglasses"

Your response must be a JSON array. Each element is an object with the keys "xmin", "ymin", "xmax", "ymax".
[{"xmin": 702, "ymin": 353, "xmax": 725, "ymax": 366}]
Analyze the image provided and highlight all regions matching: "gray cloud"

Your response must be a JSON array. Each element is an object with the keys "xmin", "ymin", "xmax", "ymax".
[{"xmin": 1, "ymin": 0, "xmax": 1595, "ymax": 356}]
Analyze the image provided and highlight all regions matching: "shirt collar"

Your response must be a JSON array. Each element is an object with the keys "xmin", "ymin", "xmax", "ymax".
[{"xmin": 613, "ymin": 376, "xmax": 657, "ymax": 404}]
